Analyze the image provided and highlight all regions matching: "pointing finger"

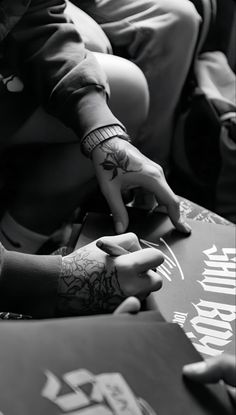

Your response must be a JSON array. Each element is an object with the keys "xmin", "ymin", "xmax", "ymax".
[
  {"xmin": 97, "ymin": 233, "xmax": 141, "ymax": 253},
  {"xmin": 129, "ymin": 247, "xmax": 164, "ymax": 273},
  {"xmin": 183, "ymin": 355, "xmax": 236, "ymax": 387},
  {"xmin": 114, "ymin": 297, "xmax": 141, "ymax": 314},
  {"xmin": 102, "ymin": 183, "xmax": 129, "ymax": 234}
]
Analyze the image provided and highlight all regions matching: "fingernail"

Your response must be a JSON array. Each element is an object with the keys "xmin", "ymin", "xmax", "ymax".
[
  {"xmin": 184, "ymin": 222, "xmax": 192, "ymax": 234},
  {"xmin": 180, "ymin": 221, "xmax": 192, "ymax": 235},
  {"xmin": 96, "ymin": 240, "xmax": 103, "ymax": 249},
  {"xmin": 116, "ymin": 222, "xmax": 124, "ymax": 234},
  {"xmin": 183, "ymin": 361, "xmax": 206, "ymax": 375}
]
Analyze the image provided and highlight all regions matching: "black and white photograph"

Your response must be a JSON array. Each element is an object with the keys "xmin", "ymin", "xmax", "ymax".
[{"xmin": 0, "ymin": 0, "xmax": 235, "ymax": 413}]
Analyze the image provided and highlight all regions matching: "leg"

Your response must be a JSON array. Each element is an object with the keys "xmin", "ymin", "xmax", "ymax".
[
  {"xmin": 65, "ymin": 3, "xmax": 149, "ymax": 137},
  {"xmin": 3, "ymin": 53, "xmax": 148, "ymax": 242},
  {"xmin": 94, "ymin": 52, "xmax": 149, "ymax": 138},
  {"xmin": 76, "ymin": 0, "xmax": 201, "ymax": 169}
]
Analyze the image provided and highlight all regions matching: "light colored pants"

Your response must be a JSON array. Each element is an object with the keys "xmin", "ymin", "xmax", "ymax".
[{"xmin": 76, "ymin": 0, "xmax": 201, "ymax": 169}]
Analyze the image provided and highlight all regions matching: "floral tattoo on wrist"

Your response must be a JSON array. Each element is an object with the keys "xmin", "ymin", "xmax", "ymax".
[{"xmin": 99, "ymin": 141, "xmax": 142, "ymax": 180}]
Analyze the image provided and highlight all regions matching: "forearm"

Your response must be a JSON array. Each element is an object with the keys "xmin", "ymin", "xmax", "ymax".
[
  {"xmin": 0, "ymin": 243, "xmax": 123, "ymax": 319},
  {"xmin": 9, "ymin": 0, "xmax": 122, "ymax": 139}
]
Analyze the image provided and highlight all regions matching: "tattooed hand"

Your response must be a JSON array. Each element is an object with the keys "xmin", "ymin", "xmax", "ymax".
[
  {"xmin": 57, "ymin": 233, "xmax": 163, "ymax": 316},
  {"xmin": 92, "ymin": 137, "xmax": 191, "ymax": 235}
]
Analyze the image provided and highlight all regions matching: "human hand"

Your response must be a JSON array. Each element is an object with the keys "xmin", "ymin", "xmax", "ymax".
[
  {"xmin": 57, "ymin": 233, "xmax": 163, "ymax": 316},
  {"xmin": 92, "ymin": 137, "xmax": 191, "ymax": 234},
  {"xmin": 183, "ymin": 355, "xmax": 236, "ymax": 402}
]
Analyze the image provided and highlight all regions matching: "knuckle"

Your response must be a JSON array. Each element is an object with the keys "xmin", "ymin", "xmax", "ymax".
[
  {"xmin": 149, "ymin": 165, "xmax": 164, "ymax": 180},
  {"xmin": 172, "ymin": 195, "xmax": 180, "ymax": 210},
  {"xmin": 157, "ymin": 165, "xmax": 164, "ymax": 175},
  {"xmin": 126, "ymin": 232, "xmax": 139, "ymax": 244},
  {"xmin": 121, "ymin": 232, "xmax": 140, "ymax": 251}
]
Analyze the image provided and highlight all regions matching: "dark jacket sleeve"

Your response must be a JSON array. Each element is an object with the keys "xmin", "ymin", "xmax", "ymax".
[
  {"xmin": 8, "ymin": 0, "xmax": 123, "ymax": 140},
  {"xmin": 0, "ymin": 243, "xmax": 62, "ymax": 318}
]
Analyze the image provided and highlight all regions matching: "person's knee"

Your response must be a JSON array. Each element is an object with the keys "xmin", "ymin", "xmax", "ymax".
[
  {"xmin": 94, "ymin": 53, "xmax": 149, "ymax": 137},
  {"xmin": 146, "ymin": 0, "xmax": 201, "ymax": 50},
  {"xmin": 114, "ymin": 58, "xmax": 149, "ymax": 135},
  {"xmin": 170, "ymin": 0, "xmax": 201, "ymax": 41}
]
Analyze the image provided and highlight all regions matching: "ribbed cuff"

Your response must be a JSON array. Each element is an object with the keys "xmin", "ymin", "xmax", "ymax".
[{"xmin": 0, "ymin": 248, "xmax": 62, "ymax": 318}]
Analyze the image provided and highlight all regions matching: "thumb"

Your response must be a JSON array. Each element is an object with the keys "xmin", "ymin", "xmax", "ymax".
[
  {"xmin": 183, "ymin": 355, "xmax": 236, "ymax": 387},
  {"xmin": 113, "ymin": 297, "xmax": 141, "ymax": 314},
  {"xmin": 104, "ymin": 184, "xmax": 129, "ymax": 234}
]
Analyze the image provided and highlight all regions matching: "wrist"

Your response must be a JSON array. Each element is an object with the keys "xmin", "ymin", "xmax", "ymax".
[
  {"xmin": 57, "ymin": 256, "xmax": 75, "ymax": 316},
  {"xmin": 58, "ymin": 256, "xmax": 72, "ymax": 295},
  {"xmin": 81, "ymin": 125, "xmax": 131, "ymax": 158}
]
